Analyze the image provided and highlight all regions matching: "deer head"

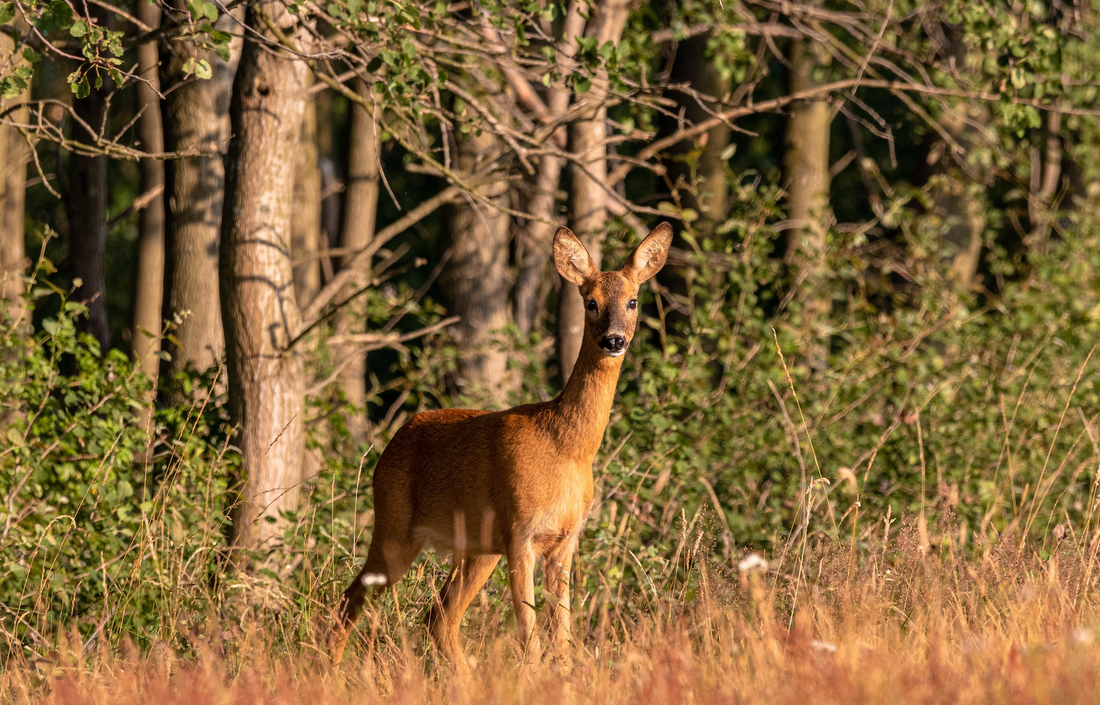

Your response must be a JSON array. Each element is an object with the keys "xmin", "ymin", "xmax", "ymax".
[{"xmin": 553, "ymin": 223, "xmax": 673, "ymax": 357}]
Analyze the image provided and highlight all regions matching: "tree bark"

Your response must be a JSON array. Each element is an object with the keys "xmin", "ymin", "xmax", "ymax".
[
  {"xmin": 1027, "ymin": 109, "xmax": 1061, "ymax": 251},
  {"xmin": 557, "ymin": 0, "xmax": 629, "ymax": 385},
  {"xmin": 1, "ymin": 36, "xmax": 30, "ymax": 329},
  {"xmin": 291, "ymin": 77, "xmax": 322, "ymax": 309},
  {"xmin": 67, "ymin": 5, "xmax": 113, "ymax": 352},
  {"xmin": 439, "ymin": 123, "xmax": 513, "ymax": 403},
  {"xmin": 132, "ymin": 0, "xmax": 166, "ymax": 381},
  {"xmin": 337, "ymin": 79, "xmax": 380, "ymax": 441},
  {"xmin": 921, "ymin": 27, "xmax": 990, "ymax": 290},
  {"xmin": 162, "ymin": 12, "xmax": 241, "ymax": 381},
  {"xmin": 783, "ymin": 37, "xmax": 832, "ymax": 370},
  {"xmin": 666, "ymin": 34, "xmax": 731, "ymax": 233},
  {"xmin": 514, "ymin": 3, "xmax": 585, "ymax": 337},
  {"xmin": 221, "ymin": 0, "xmax": 311, "ymax": 551}
]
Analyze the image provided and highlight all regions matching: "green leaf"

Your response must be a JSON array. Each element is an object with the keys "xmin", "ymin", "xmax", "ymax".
[
  {"xmin": 194, "ymin": 59, "xmax": 212, "ymax": 80},
  {"xmin": 0, "ymin": 3, "xmax": 15, "ymax": 25},
  {"xmin": 70, "ymin": 19, "xmax": 87, "ymax": 37}
]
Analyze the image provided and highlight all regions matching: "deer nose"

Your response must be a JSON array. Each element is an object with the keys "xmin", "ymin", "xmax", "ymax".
[{"xmin": 600, "ymin": 335, "xmax": 626, "ymax": 354}]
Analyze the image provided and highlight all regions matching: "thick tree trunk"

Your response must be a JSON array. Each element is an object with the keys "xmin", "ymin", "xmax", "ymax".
[
  {"xmin": 513, "ymin": 4, "xmax": 585, "ymax": 337},
  {"xmin": 512, "ymin": 4, "xmax": 589, "ymax": 336},
  {"xmin": 439, "ymin": 125, "xmax": 512, "ymax": 404},
  {"xmin": 557, "ymin": 0, "xmax": 629, "ymax": 384},
  {"xmin": 1, "ymin": 39, "xmax": 30, "ymax": 328},
  {"xmin": 132, "ymin": 0, "xmax": 166, "ymax": 381},
  {"xmin": 67, "ymin": 6, "xmax": 113, "ymax": 352},
  {"xmin": 655, "ymin": 33, "xmax": 732, "ymax": 333},
  {"xmin": 221, "ymin": 1, "xmax": 311, "ymax": 551},
  {"xmin": 162, "ymin": 13, "xmax": 241, "ymax": 380},
  {"xmin": 1027, "ymin": 109, "xmax": 1062, "ymax": 251},
  {"xmin": 337, "ymin": 79, "xmax": 380, "ymax": 441},
  {"xmin": 291, "ymin": 79, "xmax": 322, "ymax": 309},
  {"xmin": 927, "ymin": 106, "xmax": 986, "ymax": 287},
  {"xmin": 783, "ymin": 37, "xmax": 833, "ymax": 370},
  {"xmin": 667, "ymin": 34, "xmax": 731, "ymax": 232},
  {"xmin": 922, "ymin": 28, "xmax": 990, "ymax": 290}
]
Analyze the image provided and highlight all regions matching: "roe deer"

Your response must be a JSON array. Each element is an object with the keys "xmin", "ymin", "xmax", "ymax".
[{"xmin": 328, "ymin": 222, "xmax": 673, "ymax": 665}]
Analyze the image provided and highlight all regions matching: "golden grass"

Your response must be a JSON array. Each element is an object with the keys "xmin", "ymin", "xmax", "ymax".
[{"xmin": 5, "ymin": 530, "xmax": 1100, "ymax": 705}]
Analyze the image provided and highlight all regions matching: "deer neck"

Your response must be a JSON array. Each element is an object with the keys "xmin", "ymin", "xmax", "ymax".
[{"xmin": 550, "ymin": 334, "xmax": 624, "ymax": 461}]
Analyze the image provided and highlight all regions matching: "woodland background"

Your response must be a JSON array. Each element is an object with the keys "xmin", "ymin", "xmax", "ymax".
[{"xmin": 3, "ymin": 0, "xmax": 1100, "ymax": 668}]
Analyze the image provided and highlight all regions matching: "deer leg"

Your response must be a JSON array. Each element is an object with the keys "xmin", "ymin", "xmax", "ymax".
[
  {"xmin": 544, "ymin": 539, "xmax": 576, "ymax": 655},
  {"xmin": 426, "ymin": 553, "xmax": 501, "ymax": 663},
  {"xmin": 328, "ymin": 535, "xmax": 423, "ymax": 664},
  {"xmin": 506, "ymin": 539, "xmax": 540, "ymax": 660}
]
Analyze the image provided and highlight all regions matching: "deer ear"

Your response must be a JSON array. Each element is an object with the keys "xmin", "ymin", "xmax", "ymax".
[
  {"xmin": 553, "ymin": 227, "xmax": 598, "ymax": 286},
  {"xmin": 622, "ymin": 222, "xmax": 673, "ymax": 283}
]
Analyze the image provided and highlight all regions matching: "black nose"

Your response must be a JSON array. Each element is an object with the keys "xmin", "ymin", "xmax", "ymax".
[{"xmin": 600, "ymin": 335, "xmax": 626, "ymax": 353}]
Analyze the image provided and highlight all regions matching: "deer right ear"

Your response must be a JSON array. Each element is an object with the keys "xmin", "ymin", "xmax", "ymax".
[
  {"xmin": 553, "ymin": 227, "xmax": 598, "ymax": 286},
  {"xmin": 621, "ymin": 222, "xmax": 673, "ymax": 283}
]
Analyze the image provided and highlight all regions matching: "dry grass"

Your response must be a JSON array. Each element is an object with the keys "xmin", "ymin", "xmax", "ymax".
[{"xmin": 5, "ymin": 528, "xmax": 1100, "ymax": 705}]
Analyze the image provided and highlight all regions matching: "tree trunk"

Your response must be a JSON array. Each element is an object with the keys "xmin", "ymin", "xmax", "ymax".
[
  {"xmin": 221, "ymin": 0, "xmax": 311, "ymax": 551},
  {"xmin": 132, "ymin": 0, "xmax": 166, "ymax": 382},
  {"xmin": 439, "ymin": 124, "xmax": 512, "ymax": 404},
  {"xmin": 783, "ymin": 37, "xmax": 833, "ymax": 370},
  {"xmin": 337, "ymin": 79, "xmax": 380, "ymax": 442},
  {"xmin": 162, "ymin": 12, "xmax": 241, "ymax": 381},
  {"xmin": 514, "ymin": 3, "xmax": 585, "ymax": 338},
  {"xmin": 667, "ymin": 34, "xmax": 731, "ymax": 233},
  {"xmin": 67, "ymin": 5, "xmax": 113, "ymax": 352},
  {"xmin": 557, "ymin": 0, "xmax": 629, "ymax": 385},
  {"xmin": 1027, "ymin": 109, "xmax": 1062, "ymax": 251},
  {"xmin": 921, "ymin": 28, "xmax": 990, "ymax": 290},
  {"xmin": 655, "ymin": 32, "xmax": 732, "ymax": 333},
  {"xmin": 291, "ymin": 78, "xmax": 322, "ymax": 309},
  {"xmin": 1, "ymin": 37, "xmax": 30, "ymax": 329}
]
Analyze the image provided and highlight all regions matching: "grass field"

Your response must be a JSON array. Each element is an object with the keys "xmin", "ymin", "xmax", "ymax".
[{"xmin": 5, "ymin": 523, "xmax": 1100, "ymax": 705}]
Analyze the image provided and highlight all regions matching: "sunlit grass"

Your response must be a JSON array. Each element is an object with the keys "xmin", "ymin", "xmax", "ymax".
[{"xmin": 5, "ymin": 522, "xmax": 1100, "ymax": 704}]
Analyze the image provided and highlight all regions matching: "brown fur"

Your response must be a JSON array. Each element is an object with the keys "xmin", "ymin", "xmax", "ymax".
[{"xmin": 328, "ymin": 223, "xmax": 673, "ymax": 665}]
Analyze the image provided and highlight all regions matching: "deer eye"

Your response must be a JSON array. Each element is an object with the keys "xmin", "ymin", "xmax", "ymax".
[
  {"xmin": 627, "ymin": 299, "xmax": 638, "ymax": 310},
  {"xmin": 585, "ymin": 300, "xmax": 598, "ymax": 312}
]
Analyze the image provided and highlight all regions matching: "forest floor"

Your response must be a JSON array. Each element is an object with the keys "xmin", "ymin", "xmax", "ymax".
[{"xmin": 4, "ymin": 533, "xmax": 1100, "ymax": 705}]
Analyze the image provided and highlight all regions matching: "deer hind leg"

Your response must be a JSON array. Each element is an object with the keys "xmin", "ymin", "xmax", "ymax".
[
  {"xmin": 426, "ymin": 553, "xmax": 501, "ymax": 663},
  {"xmin": 544, "ymin": 538, "xmax": 577, "ymax": 655},
  {"xmin": 506, "ymin": 539, "xmax": 541, "ymax": 660},
  {"xmin": 328, "ymin": 534, "xmax": 424, "ymax": 664}
]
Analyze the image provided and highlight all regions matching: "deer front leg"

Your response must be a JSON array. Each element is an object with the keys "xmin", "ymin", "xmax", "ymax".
[
  {"xmin": 545, "ymin": 541, "xmax": 576, "ymax": 654},
  {"xmin": 506, "ymin": 539, "xmax": 540, "ymax": 660}
]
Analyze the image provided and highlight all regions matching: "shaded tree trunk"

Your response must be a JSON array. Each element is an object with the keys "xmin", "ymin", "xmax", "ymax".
[
  {"xmin": 66, "ymin": 5, "xmax": 113, "ymax": 351},
  {"xmin": 221, "ymin": 1, "xmax": 311, "ymax": 551},
  {"xmin": 1, "ymin": 39, "xmax": 30, "ymax": 329},
  {"xmin": 513, "ymin": 3, "xmax": 585, "ymax": 337},
  {"xmin": 666, "ymin": 34, "xmax": 731, "ymax": 233},
  {"xmin": 439, "ymin": 124, "xmax": 512, "ymax": 404},
  {"xmin": 557, "ymin": 0, "xmax": 629, "ymax": 384},
  {"xmin": 132, "ymin": 0, "xmax": 166, "ymax": 382},
  {"xmin": 921, "ymin": 27, "xmax": 990, "ymax": 290},
  {"xmin": 656, "ymin": 33, "xmax": 732, "ymax": 332},
  {"xmin": 1027, "ymin": 109, "xmax": 1062, "ymax": 251},
  {"xmin": 291, "ymin": 78, "xmax": 322, "ymax": 309},
  {"xmin": 337, "ymin": 79, "xmax": 380, "ymax": 442},
  {"xmin": 783, "ymin": 37, "xmax": 833, "ymax": 370},
  {"xmin": 162, "ymin": 12, "xmax": 241, "ymax": 381}
]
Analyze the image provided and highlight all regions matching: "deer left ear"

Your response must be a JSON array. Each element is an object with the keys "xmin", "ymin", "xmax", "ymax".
[{"xmin": 621, "ymin": 222, "xmax": 673, "ymax": 283}]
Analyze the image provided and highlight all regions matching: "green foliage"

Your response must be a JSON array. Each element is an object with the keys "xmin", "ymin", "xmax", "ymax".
[{"xmin": 0, "ymin": 266, "xmax": 233, "ymax": 657}]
